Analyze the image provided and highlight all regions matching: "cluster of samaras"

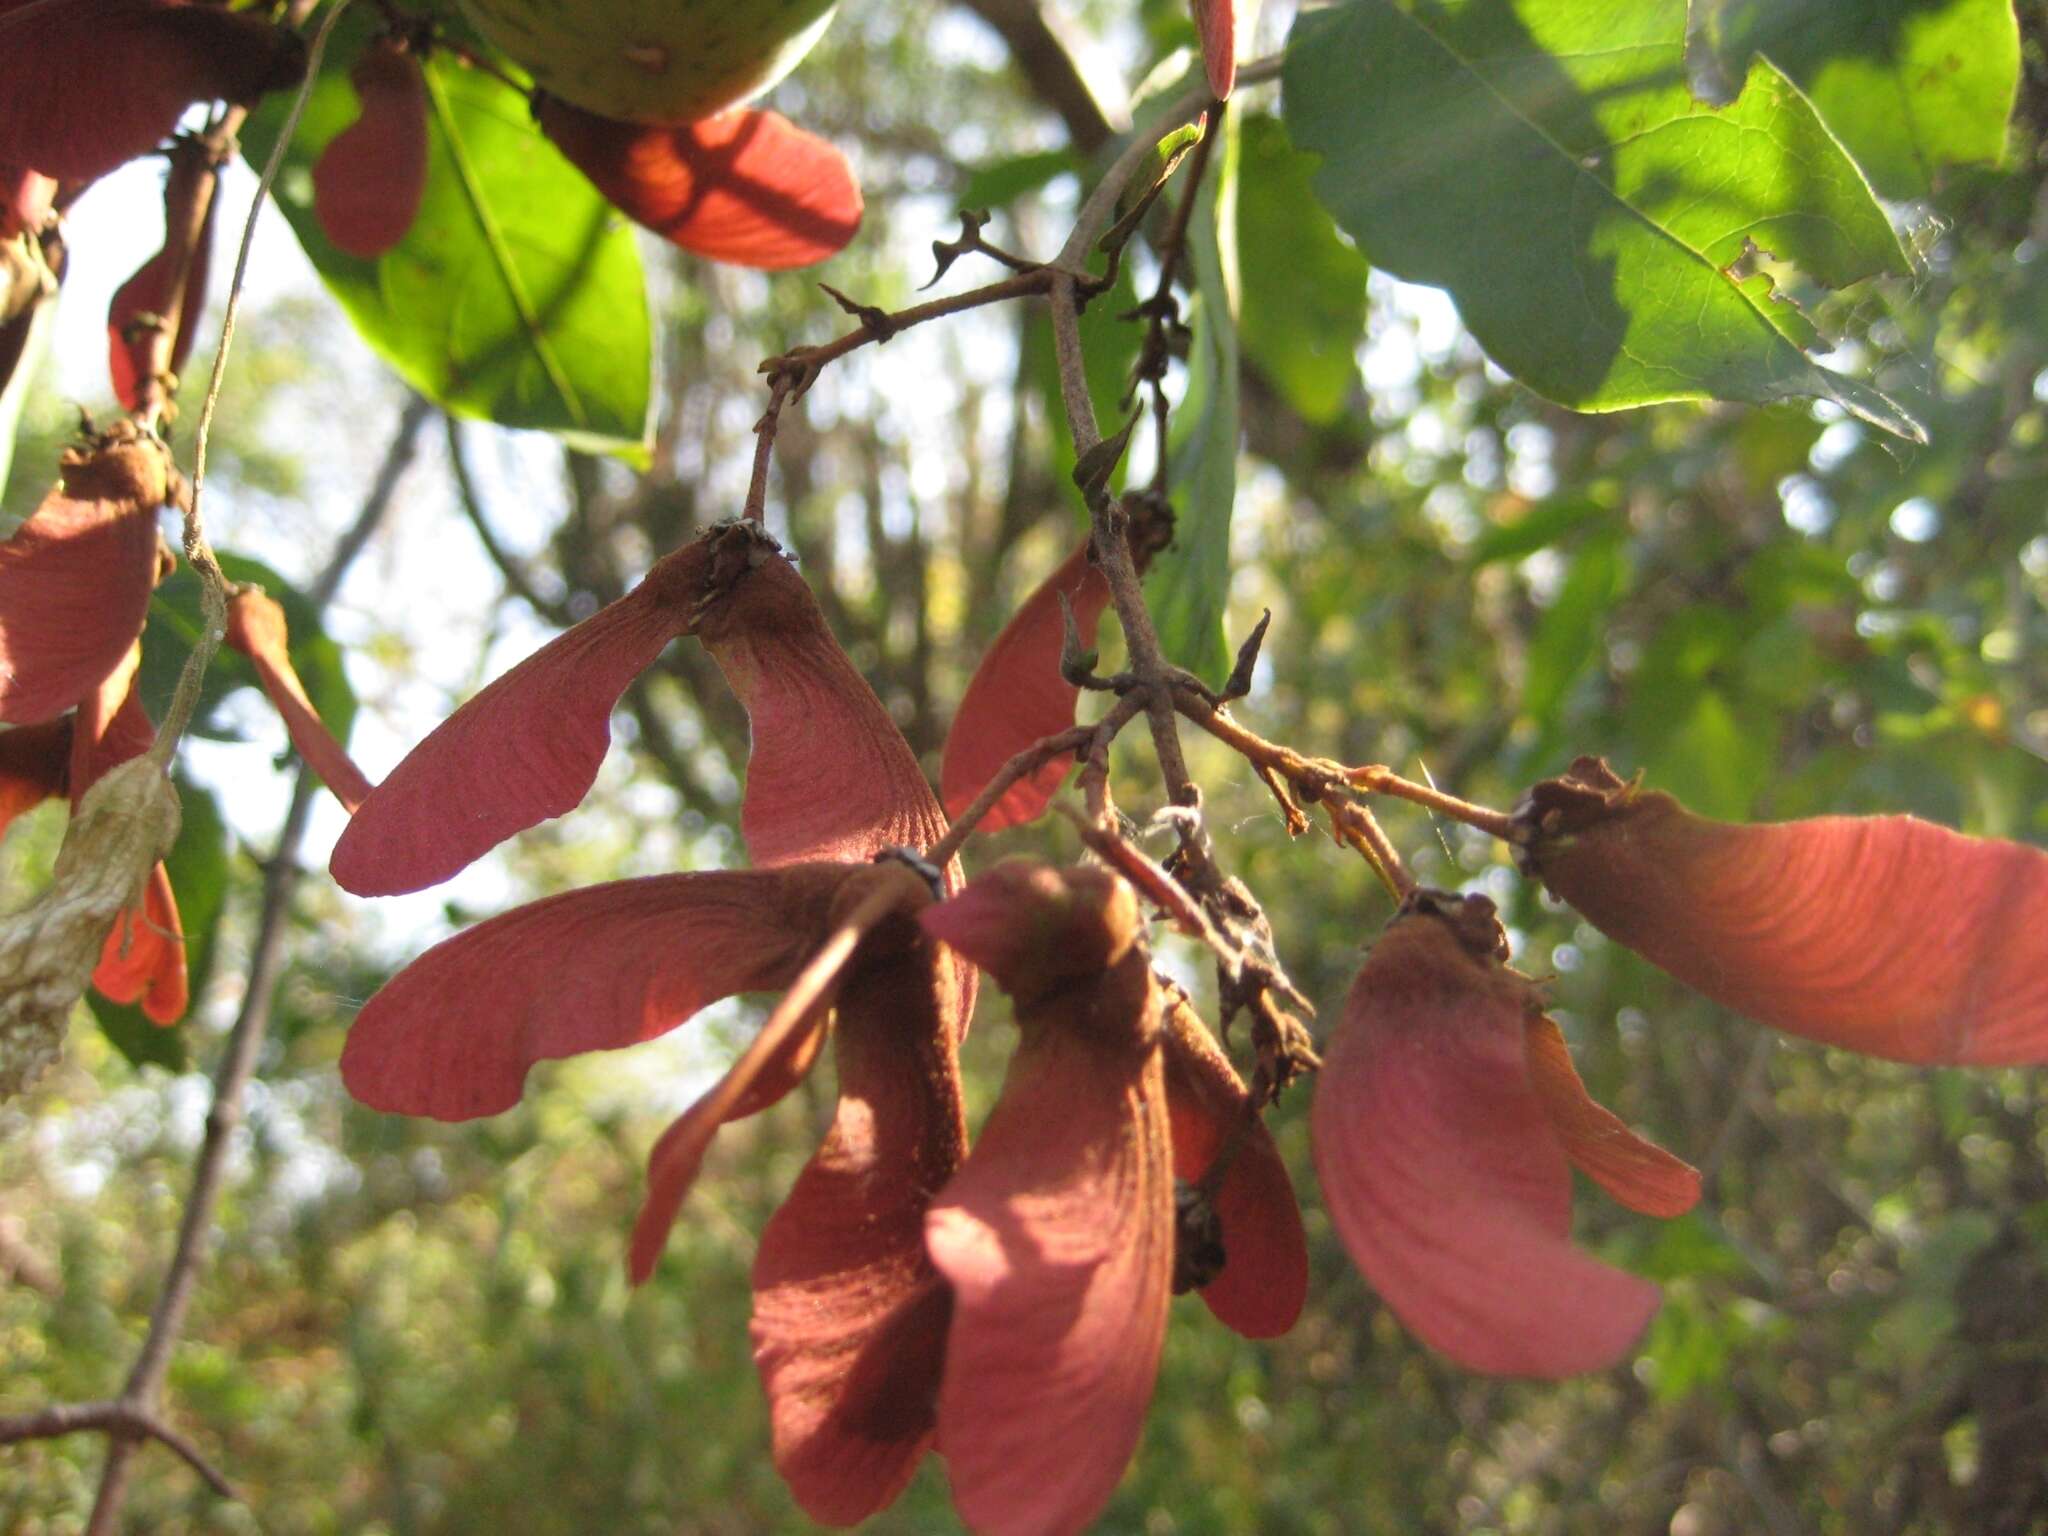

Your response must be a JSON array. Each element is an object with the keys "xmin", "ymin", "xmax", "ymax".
[
  {"xmin": 6, "ymin": 460, "xmax": 2046, "ymax": 1529},
  {"xmin": 318, "ymin": 517, "xmax": 2048, "ymax": 1528}
]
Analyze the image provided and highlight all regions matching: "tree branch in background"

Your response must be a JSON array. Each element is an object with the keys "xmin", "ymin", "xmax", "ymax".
[
  {"xmin": 951, "ymin": 0, "xmax": 1118, "ymax": 151},
  {"xmin": 446, "ymin": 414, "xmax": 572, "ymax": 626},
  {"xmin": 0, "ymin": 397, "xmax": 424, "ymax": 1529}
]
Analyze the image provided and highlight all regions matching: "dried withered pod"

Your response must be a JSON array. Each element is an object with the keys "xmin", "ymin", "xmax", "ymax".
[
  {"xmin": 1515, "ymin": 756, "xmax": 2048, "ymax": 1065},
  {"xmin": 1312, "ymin": 888, "xmax": 1700, "ymax": 1379}
]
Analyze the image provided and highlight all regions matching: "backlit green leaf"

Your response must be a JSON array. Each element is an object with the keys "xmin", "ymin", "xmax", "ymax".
[
  {"xmin": 1690, "ymin": 0, "xmax": 2020, "ymax": 199},
  {"xmin": 1237, "ymin": 115, "xmax": 1368, "ymax": 426},
  {"xmin": 1150, "ymin": 112, "xmax": 1241, "ymax": 683},
  {"xmin": 1284, "ymin": 0, "xmax": 1924, "ymax": 440},
  {"xmin": 242, "ymin": 19, "xmax": 652, "ymax": 461}
]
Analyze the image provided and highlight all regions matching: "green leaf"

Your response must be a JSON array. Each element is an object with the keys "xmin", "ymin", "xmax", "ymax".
[
  {"xmin": 1283, "ymin": 0, "xmax": 1924, "ymax": 441},
  {"xmin": 136, "ymin": 553, "xmax": 358, "ymax": 756},
  {"xmin": 1236, "ymin": 115, "xmax": 1368, "ymax": 426},
  {"xmin": 91, "ymin": 777, "xmax": 230, "ymax": 1072},
  {"xmin": 957, "ymin": 149, "xmax": 1080, "ymax": 211},
  {"xmin": 1690, "ymin": 0, "xmax": 2020, "ymax": 199},
  {"xmin": 241, "ymin": 19, "xmax": 652, "ymax": 460},
  {"xmin": 1466, "ymin": 492, "xmax": 1606, "ymax": 566},
  {"xmin": 1150, "ymin": 112, "xmax": 1241, "ymax": 684},
  {"xmin": 1522, "ymin": 533, "xmax": 1624, "ymax": 720}
]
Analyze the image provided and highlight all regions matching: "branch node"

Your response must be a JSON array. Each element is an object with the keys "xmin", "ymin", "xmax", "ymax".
[{"xmin": 817, "ymin": 283, "xmax": 899, "ymax": 344}]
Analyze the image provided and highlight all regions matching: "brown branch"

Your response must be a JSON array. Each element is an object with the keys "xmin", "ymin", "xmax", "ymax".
[
  {"xmin": 1172, "ymin": 690, "xmax": 1416, "ymax": 898},
  {"xmin": 0, "ymin": 1402, "xmax": 236, "ymax": 1499},
  {"xmin": 1345, "ymin": 762, "xmax": 1518, "ymax": 841},
  {"xmin": 925, "ymin": 724, "xmax": 1095, "ymax": 867},
  {"xmin": 761, "ymin": 270, "xmax": 1052, "ymax": 398},
  {"xmin": 446, "ymin": 413, "xmax": 572, "ymax": 626},
  {"xmin": 950, "ymin": 0, "xmax": 1117, "ymax": 152}
]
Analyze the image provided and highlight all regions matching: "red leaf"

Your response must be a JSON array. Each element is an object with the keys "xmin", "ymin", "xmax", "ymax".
[
  {"xmin": 312, "ymin": 40, "xmax": 427, "ymax": 259},
  {"xmin": 0, "ymin": 0, "xmax": 304, "ymax": 181},
  {"xmin": 1521, "ymin": 757, "xmax": 2048, "ymax": 1065},
  {"xmin": 0, "ymin": 716, "xmax": 69, "ymax": 838},
  {"xmin": 341, "ymin": 866, "xmax": 848, "ymax": 1121},
  {"xmin": 107, "ymin": 141, "xmax": 217, "ymax": 410},
  {"xmin": 330, "ymin": 541, "xmax": 709, "ymax": 896},
  {"xmin": 1193, "ymin": 0, "xmax": 1236, "ymax": 99},
  {"xmin": 940, "ymin": 540, "xmax": 1106, "ymax": 830},
  {"xmin": 1311, "ymin": 896, "xmax": 1661, "ymax": 1378},
  {"xmin": 751, "ymin": 911, "xmax": 966, "ymax": 1524},
  {"xmin": 1159, "ymin": 988, "xmax": 1307, "ymax": 1339},
  {"xmin": 93, "ymin": 858, "xmax": 187, "ymax": 1024},
  {"xmin": 927, "ymin": 869, "xmax": 1168, "ymax": 1536},
  {"xmin": 225, "ymin": 587, "xmax": 372, "ymax": 813},
  {"xmin": 536, "ymin": 97, "xmax": 861, "ymax": 270},
  {"xmin": 1524, "ymin": 1013, "xmax": 1699, "ymax": 1219},
  {"xmin": 0, "ymin": 434, "xmax": 168, "ymax": 725}
]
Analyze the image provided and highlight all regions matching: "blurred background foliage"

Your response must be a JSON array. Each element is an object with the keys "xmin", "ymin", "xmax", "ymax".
[{"xmin": 4, "ymin": 0, "xmax": 2048, "ymax": 1531}]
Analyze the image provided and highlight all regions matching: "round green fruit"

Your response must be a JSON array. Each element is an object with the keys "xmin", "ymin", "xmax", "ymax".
[{"xmin": 459, "ymin": 0, "xmax": 838, "ymax": 126}]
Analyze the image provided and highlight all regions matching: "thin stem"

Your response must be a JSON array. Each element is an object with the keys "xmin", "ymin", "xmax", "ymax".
[
  {"xmin": 1346, "ymin": 763, "xmax": 1519, "ymax": 841},
  {"xmin": 446, "ymin": 413, "xmax": 572, "ymax": 625},
  {"xmin": 742, "ymin": 373, "xmax": 796, "ymax": 523},
  {"xmin": 762, "ymin": 270, "xmax": 1051, "ymax": 391},
  {"xmin": 85, "ymin": 771, "xmax": 317, "ymax": 1534},
  {"xmin": 1172, "ymin": 690, "xmax": 1417, "ymax": 899},
  {"xmin": 0, "ymin": 1402, "xmax": 235, "ymax": 1499},
  {"xmin": 50, "ymin": 395, "xmax": 412, "ymax": 1532},
  {"xmin": 926, "ymin": 724, "xmax": 1094, "ymax": 867},
  {"xmin": 153, "ymin": 0, "xmax": 354, "ymax": 769}
]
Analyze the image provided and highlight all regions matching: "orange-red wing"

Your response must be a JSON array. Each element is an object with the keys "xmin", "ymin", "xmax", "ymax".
[
  {"xmin": 1524, "ymin": 1014, "xmax": 1700, "ymax": 1219},
  {"xmin": 1159, "ymin": 991, "xmax": 1307, "ymax": 1339},
  {"xmin": 330, "ymin": 544, "xmax": 706, "ymax": 895},
  {"xmin": 107, "ymin": 144, "xmax": 217, "ymax": 410},
  {"xmin": 1193, "ymin": 0, "xmax": 1236, "ymax": 99},
  {"xmin": 537, "ymin": 97, "xmax": 861, "ymax": 270},
  {"xmin": 341, "ymin": 867, "xmax": 839, "ymax": 1121},
  {"xmin": 750, "ymin": 932, "xmax": 965, "ymax": 1525},
  {"xmin": 0, "ymin": 439, "xmax": 166, "ymax": 725},
  {"xmin": 225, "ymin": 588, "xmax": 373, "ymax": 813},
  {"xmin": 1523, "ymin": 758, "xmax": 2048, "ymax": 1066},
  {"xmin": 926, "ymin": 960, "xmax": 1171, "ymax": 1536}
]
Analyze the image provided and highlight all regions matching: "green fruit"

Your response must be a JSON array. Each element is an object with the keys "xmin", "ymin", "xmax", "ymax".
[{"xmin": 459, "ymin": 0, "xmax": 838, "ymax": 125}]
